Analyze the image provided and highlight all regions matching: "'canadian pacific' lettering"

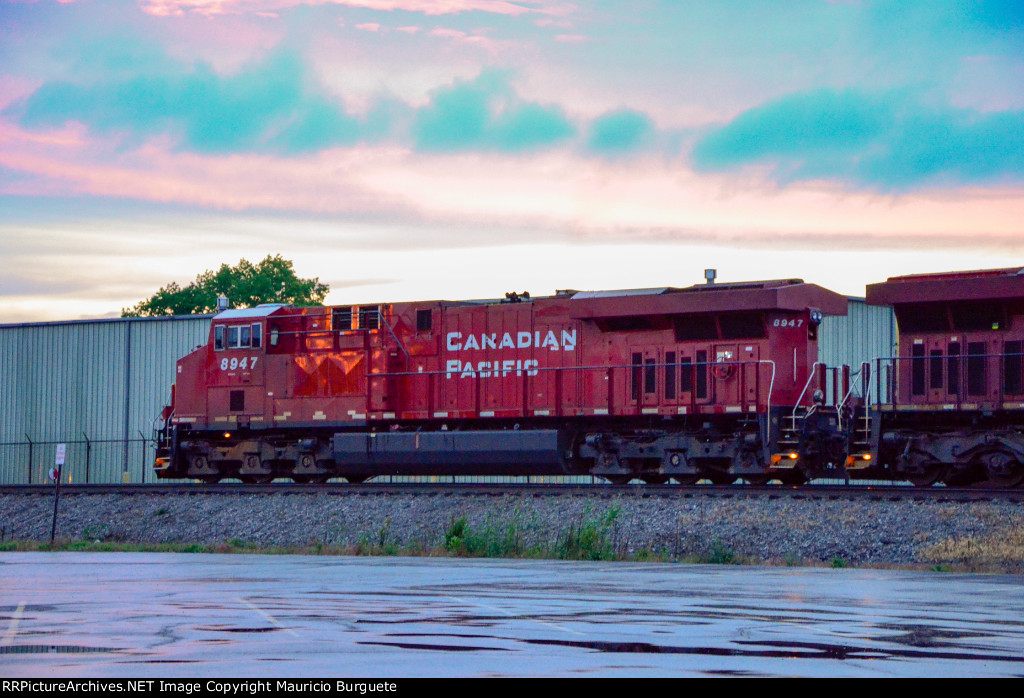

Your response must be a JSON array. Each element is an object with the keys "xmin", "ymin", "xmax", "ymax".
[
  {"xmin": 446, "ymin": 328, "xmax": 576, "ymax": 352},
  {"xmin": 446, "ymin": 359, "xmax": 539, "ymax": 379}
]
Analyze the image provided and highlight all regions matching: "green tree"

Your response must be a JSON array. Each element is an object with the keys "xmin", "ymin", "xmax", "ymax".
[{"xmin": 122, "ymin": 255, "xmax": 329, "ymax": 317}]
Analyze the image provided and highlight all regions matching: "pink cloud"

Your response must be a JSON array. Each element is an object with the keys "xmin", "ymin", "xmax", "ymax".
[
  {"xmin": 135, "ymin": 0, "xmax": 575, "ymax": 18},
  {"xmin": 5, "ymin": 116, "xmax": 1024, "ymax": 254},
  {"xmin": 139, "ymin": 0, "xmax": 236, "ymax": 17},
  {"xmin": 0, "ymin": 120, "xmax": 408, "ymax": 213},
  {"xmin": 311, "ymin": 0, "xmax": 557, "ymax": 16},
  {"xmin": 356, "ymin": 22, "xmax": 381, "ymax": 31},
  {"xmin": 428, "ymin": 26, "xmax": 517, "ymax": 53}
]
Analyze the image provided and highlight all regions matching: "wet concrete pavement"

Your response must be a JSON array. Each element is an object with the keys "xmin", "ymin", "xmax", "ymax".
[{"xmin": 2, "ymin": 553, "xmax": 1023, "ymax": 677}]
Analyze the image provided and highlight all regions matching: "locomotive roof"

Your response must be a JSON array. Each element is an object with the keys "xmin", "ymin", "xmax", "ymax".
[
  {"xmin": 214, "ymin": 304, "xmax": 290, "ymax": 320},
  {"xmin": 866, "ymin": 267, "xmax": 1024, "ymax": 306},
  {"xmin": 567, "ymin": 279, "xmax": 848, "ymax": 319},
  {"xmin": 209, "ymin": 280, "xmax": 848, "ymax": 319}
]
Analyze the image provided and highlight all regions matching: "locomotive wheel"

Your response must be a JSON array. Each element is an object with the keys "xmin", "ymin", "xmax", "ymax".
[
  {"xmin": 605, "ymin": 475, "xmax": 633, "ymax": 485},
  {"xmin": 707, "ymin": 470, "xmax": 735, "ymax": 485},
  {"xmin": 345, "ymin": 475, "xmax": 369, "ymax": 484},
  {"xmin": 736, "ymin": 451, "xmax": 769, "ymax": 485},
  {"xmin": 980, "ymin": 450, "xmax": 1024, "ymax": 488},
  {"xmin": 199, "ymin": 475, "xmax": 221, "ymax": 484},
  {"xmin": 906, "ymin": 459, "xmax": 946, "ymax": 488},
  {"xmin": 188, "ymin": 455, "xmax": 219, "ymax": 481},
  {"xmin": 641, "ymin": 474, "xmax": 669, "ymax": 485},
  {"xmin": 292, "ymin": 475, "xmax": 311, "ymax": 484},
  {"xmin": 671, "ymin": 475, "xmax": 699, "ymax": 485},
  {"xmin": 944, "ymin": 465, "xmax": 982, "ymax": 487},
  {"xmin": 777, "ymin": 469, "xmax": 806, "ymax": 485}
]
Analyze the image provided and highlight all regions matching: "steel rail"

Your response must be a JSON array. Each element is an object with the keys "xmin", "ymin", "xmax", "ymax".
[{"xmin": 2, "ymin": 482, "xmax": 1021, "ymax": 502}]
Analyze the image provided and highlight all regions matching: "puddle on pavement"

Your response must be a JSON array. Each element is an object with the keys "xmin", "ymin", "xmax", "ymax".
[
  {"xmin": 872, "ymin": 624, "xmax": 988, "ymax": 647},
  {"xmin": 358, "ymin": 641, "xmax": 512, "ymax": 653},
  {"xmin": 0, "ymin": 645, "xmax": 119, "ymax": 655},
  {"xmin": 173, "ymin": 578, "xmax": 283, "ymax": 585},
  {"xmin": 521, "ymin": 638, "xmax": 1024, "ymax": 664},
  {"xmin": 386, "ymin": 632, "xmax": 508, "ymax": 640},
  {"xmin": 0, "ymin": 605, "xmax": 55, "ymax": 613},
  {"xmin": 194, "ymin": 625, "xmax": 280, "ymax": 634},
  {"xmin": 703, "ymin": 669, "xmax": 770, "ymax": 677},
  {"xmin": 738, "ymin": 638, "xmax": 1024, "ymax": 663}
]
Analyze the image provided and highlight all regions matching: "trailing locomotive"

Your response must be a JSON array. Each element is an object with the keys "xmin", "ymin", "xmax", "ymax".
[
  {"xmin": 863, "ymin": 267, "xmax": 1024, "ymax": 488},
  {"xmin": 154, "ymin": 277, "xmax": 851, "ymax": 485}
]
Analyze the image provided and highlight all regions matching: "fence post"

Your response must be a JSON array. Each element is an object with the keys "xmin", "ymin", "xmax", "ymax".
[
  {"xmin": 25, "ymin": 434, "xmax": 33, "ymax": 485},
  {"xmin": 139, "ymin": 431, "xmax": 147, "ymax": 484},
  {"xmin": 122, "ymin": 320, "xmax": 132, "ymax": 484},
  {"xmin": 83, "ymin": 432, "xmax": 91, "ymax": 484}
]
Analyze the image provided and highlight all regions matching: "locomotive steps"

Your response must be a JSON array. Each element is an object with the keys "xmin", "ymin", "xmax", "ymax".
[{"xmin": 3, "ymin": 484, "xmax": 1024, "ymax": 573}]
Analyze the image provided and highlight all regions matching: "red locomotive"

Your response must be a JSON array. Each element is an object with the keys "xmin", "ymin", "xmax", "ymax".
[
  {"xmin": 154, "ymin": 276, "xmax": 851, "ymax": 484},
  {"xmin": 864, "ymin": 267, "xmax": 1024, "ymax": 487}
]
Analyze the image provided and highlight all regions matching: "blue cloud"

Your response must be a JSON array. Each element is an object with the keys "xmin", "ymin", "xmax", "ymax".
[
  {"xmin": 12, "ymin": 40, "xmax": 701, "ymax": 161},
  {"xmin": 691, "ymin": 88, "xmax": 1024, "ymax": 190},
  {"xmin": 8, "ymin": 46, "xmax": 382, "ymax": 156},
  {"xmin": 586, "ymin": 110, "xmax": 655, "ymax": 157},
  {"xmin": 412, "ymin": 71, "xmax": 575, "ymax": 153}
]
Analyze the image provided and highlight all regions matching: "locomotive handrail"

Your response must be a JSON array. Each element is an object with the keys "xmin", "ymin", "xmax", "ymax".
[
  {"xmin": 791, "ymin": 361, "xmax": 824, "ymax": 422},
  {"xmin": 872, "ymin": 350, "xmax": 1024, "ymax": 410},
  {"xmin": 379, "ymin": 358, "xmax": 765, "ymax": 384},
  {"xmin": 757, "ymin": 359, "xmax": 776, "ymax": 459},
  {"xmin": 836, "ymin": 362, "xmax": 870, "ymax": 431},
  {"xmin": 377, "ymin": 358, "xmax": 777, "ymax": 431},
  {"xmin": 375, "ymin": 310, "xmax": 410, "ymax": 370}
]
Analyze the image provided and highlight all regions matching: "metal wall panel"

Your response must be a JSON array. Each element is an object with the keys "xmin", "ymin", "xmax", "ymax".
[
  {"xmin": 0, "ymin": 316, "xmax": 211, "ymax": 484},
  {"xmin": 819, "ymin": 298, "xmax": 897, "ymax": 402}
]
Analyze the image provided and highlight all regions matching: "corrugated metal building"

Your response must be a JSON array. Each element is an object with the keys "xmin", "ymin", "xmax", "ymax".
[
  {"xmin": 820, "ymin": 297, "xmax": 898, "ymax": 403},
  {"xmin": 0, "ymin": 315, "xmax": 212, "ymax": 484},
  {"xmin": 0, "ymin": 299, "xmax": 895, "ymax": 484}
]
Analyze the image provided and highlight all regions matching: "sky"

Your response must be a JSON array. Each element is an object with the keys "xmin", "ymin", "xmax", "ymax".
[{"xmin": 1, "ymin": 0, "xmax": 1023, "ymax": 323}]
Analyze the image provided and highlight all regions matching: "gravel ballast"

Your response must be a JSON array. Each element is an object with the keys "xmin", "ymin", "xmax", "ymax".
[{"xmin": 3, "ymin": 490, "xmax": 1024, "ymax": 572}]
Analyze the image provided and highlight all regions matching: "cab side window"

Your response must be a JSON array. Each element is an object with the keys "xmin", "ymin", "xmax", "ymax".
[{"xmin": 216, "ymin": 323, "xmax": 264, "ymax": 350}]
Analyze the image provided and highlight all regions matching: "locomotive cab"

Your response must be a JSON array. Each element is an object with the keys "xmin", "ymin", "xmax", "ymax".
[{"xmin": 209, "ymin": 311, "xmax": 269, "ymax": 425}]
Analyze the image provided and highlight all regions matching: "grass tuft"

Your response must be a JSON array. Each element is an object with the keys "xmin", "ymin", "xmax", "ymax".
[{"xmin": 920, "ymin": 528, "xmax": 1024, "ymax": 573}]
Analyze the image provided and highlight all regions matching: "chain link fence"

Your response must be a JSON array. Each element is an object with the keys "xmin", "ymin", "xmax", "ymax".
[{"xmin": 0, "ymin": 436, "xmax": 156, "ymax": 485}]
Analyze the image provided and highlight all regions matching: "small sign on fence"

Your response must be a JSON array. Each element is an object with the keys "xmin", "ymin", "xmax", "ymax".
[{"xmin": 51, "ymin": 443, "xmax": 66, "ymax": 544}]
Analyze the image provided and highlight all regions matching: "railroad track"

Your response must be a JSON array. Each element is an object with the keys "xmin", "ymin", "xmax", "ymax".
[{"xmin": 2, "ymin": 482, "xmax": 1022, "ymax": 503}]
